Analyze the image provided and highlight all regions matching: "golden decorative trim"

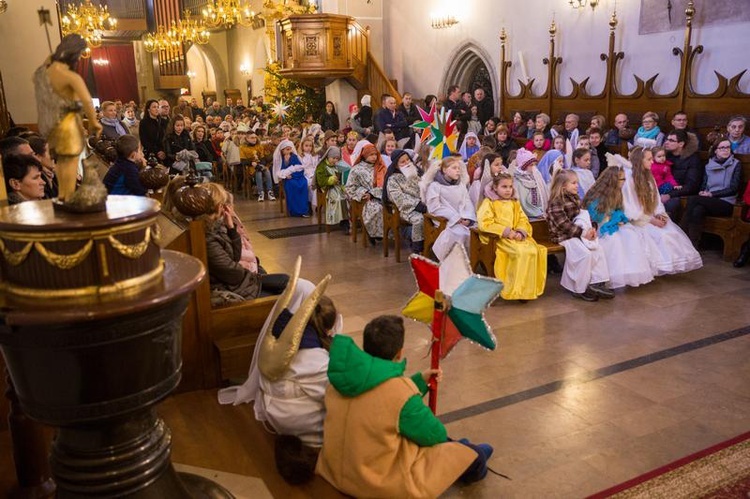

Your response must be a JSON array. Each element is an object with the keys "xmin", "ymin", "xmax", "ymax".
[
  {"xmin": 34, "ymin": 240, "xmax": 93, "ymax": 270},
  {"xmin": 0, "ymin": 239, "xmax": 33, "ymax": 266},
  {"xmin": 108, "ymin": 227, "xmax": 151, "ymax": 259},
  {"xmin": 97, "ymin": 241, "xmax": 110, "ymax": 278},
  {"xmin": 1, "ymin": 260, "xmax": 165, "ymax": 299},
  {"xmin": 0, "ymin": 217, "xmax": 156, "ymax": 243},
  {"xmin": 151, "ymin": 223, "xmax": 162, "ymax": 246}
]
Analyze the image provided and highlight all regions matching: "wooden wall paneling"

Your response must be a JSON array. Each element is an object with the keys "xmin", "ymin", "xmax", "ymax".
[{"xmin": 498, "ymin": 1, "xmax": 750, "ymax": 140}]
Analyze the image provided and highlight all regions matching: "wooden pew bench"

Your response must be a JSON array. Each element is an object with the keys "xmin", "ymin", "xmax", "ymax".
[
  {"xmin": 348, "ymin": 198, "xmax": 368, "ymax": 247},
  {"xmin": 423, "ymin": 213, "xmax": 448, "ymax": 260},
  {"xmin": 158, "ymin": 214, "xmax": 277, "ymax": 389},
  {"xmin": 382, "ymin": 202, "xmax": 412, "ymax": 262},
  {"xmin": 469, "ymin": 220, "xmax": 564, "ymax": 277}
]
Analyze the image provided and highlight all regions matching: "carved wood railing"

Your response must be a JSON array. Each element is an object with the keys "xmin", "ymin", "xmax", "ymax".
[
  {"xmin": 365, "ymin": 52, "xmax": 401, "ymax": 108},
  {"xmin": 499, "ymin": 1, "xmax": 750, "ymax": 139}
]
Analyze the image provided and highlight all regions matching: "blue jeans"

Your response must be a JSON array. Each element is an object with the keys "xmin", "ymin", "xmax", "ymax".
[{"xmin": 255, "ymin": 168, "xmax": 273, "ymax": 192}]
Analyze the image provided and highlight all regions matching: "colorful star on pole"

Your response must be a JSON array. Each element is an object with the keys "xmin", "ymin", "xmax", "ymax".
[
  {"xmin": 402, "ymin": 244, "xmax": 503, "ymax": 412},
  {"xmin": 411, "ymin": 104, "xmax": 460, "ymax": 160},
  {"xmin": 271, "ymin": 100, "xmax": 290, "ymax": 121}
]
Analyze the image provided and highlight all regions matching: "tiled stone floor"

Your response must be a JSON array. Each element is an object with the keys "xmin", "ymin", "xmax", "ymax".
[{"xmin": 185, "ymin": 197, "xmax": 750, "ymax": 498}]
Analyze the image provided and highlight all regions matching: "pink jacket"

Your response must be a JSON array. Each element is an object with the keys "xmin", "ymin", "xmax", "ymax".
[{"xmin": 651, "ymin": 160, "xmax": 678, "ymax": 188}]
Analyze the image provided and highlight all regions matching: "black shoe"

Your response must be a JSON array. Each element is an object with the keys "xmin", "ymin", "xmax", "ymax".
[
  {"xmin": 547, "ymin": 255, "xmax": 563, "ymax": 275},
  {"xmin": 734, "ymin": 241, "xmax": 750, "ymax": 268},
  {"xmin": 589, "ymin": 284, "xmax": 615, "ymax": 299},
  {"xmin": 572, "ymin": 289, "xmax": 599, "ymax": 302}
]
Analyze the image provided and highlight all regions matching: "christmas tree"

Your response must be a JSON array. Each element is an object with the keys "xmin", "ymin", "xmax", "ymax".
[{"xmin": 263, "ymin": 61, "xmax": 325, "ymax": 126}]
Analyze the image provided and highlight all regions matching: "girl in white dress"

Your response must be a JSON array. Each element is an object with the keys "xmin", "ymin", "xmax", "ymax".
[
  {"xmin": 546, "ymin": 170, "xmax": 612, "ymax": 301},
  {"xmin": 298, "ymin": 136, "xmax": 319, "ymax": 210},
  {"xmin": 583, "ymin": 167, "xmax": 656, "ymax": 289},
  {"xmin": 422, "ymin": 156, "xmax": 476, "ymax": 261},
  {"xmin": 623, "ymin": 147, "xmax": 703, "ymax": 275}
]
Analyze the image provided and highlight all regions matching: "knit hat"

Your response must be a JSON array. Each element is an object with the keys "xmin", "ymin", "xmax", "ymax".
[
  {"xmin": 324, "ymin": 146, "xmax": 341, "ymax": 160},
  {"xmin": 390, "ymin": 149, "xmax": 411, "ymax": 167},
  {"xmin": 360, "ymin": 94, "xmax": 371, "ymax": 107},
  {"xmin": 516, "ymin": 148, "xmax": 538, "ymax": 170}
]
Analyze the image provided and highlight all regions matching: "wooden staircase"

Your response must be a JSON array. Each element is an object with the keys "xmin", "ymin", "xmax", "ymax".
[{"xmin": 276, "ymin": 14, "xmax": 401, "ymax": 107}]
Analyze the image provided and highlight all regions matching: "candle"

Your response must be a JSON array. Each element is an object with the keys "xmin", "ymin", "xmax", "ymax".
[{"xmin": 518, "ymin": 50, "xmax": 529, "ymax": 83}]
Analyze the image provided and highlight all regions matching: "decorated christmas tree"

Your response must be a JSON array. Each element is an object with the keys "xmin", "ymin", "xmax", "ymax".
[{"xmin": 263, "ymin": 61, "xmax": 325, "ymax": 126}]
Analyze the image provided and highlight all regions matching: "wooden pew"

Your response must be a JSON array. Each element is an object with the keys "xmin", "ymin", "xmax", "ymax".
[
  {"xmin": 158, "ymin": 214, "xmax": 276, "ymax": 389},
  {"xmin": 469, "ymin": 220, "xmax": 564, "ymax": 277},
  {"xmin": 349, "ymin": 199, "xmax": 368, "ymax": 247},
  {"xmin": 700, "ymin": 153, "xmax": 750, "ymax": 260},
  {"xmin": 382, "ymin": 202, "xmax": 410, "ymax": 262},
  {"xmin": 423, "ymin": 213, "xmax": 447, "ymax": 260},
  {"xmin": 315, "ymin": 188, "xmax": 331, "ymax": 234}
]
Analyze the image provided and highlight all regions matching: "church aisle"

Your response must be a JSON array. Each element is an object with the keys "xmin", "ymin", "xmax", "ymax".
[{"xmin": 161, "ymin": 197, "xmax": 750, "ymax": 498}]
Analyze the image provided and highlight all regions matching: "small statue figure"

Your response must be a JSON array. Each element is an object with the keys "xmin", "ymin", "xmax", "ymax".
[{"xmin": 33, "ymin": 34, "xmax": 104, "ymax": 209}]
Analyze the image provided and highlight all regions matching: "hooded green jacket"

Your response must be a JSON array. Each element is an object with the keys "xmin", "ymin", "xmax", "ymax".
[{"xmin": 327, "ymin": 335, "xmax": 448, "ymax": 446}]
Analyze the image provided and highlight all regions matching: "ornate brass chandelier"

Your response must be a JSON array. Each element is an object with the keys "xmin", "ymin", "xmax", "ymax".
[
  {"xmin": 60, "ymin": 0, "xmax": 117, "ymax": 57},
  {"xmin": 201, "ymin": 0, "xmax": 257, "ymax": 29},
  {"xmin": 144, "ymin": 11, "xmax": 210, "ymax": 53}
]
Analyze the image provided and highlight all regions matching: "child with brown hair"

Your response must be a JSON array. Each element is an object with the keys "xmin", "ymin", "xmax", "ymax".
[
  {"xmin": 650, "ymin": 146, "xmax": 681, "ymax": 194},
  {"xmin": 546, "ymin": 170, "xmax": 612, "ymax": 301},
  {"xmin": 477, "ymin": 173, "xmax": 547, "ymax": 300},
  {"xmin": 317, "ymin": 315, "xmax": 493, "ymax": 496}
]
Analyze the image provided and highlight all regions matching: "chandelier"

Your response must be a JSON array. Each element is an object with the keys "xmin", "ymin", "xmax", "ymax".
[
  {"xmin": 202, "ymin": 0, "xmax": 257, "ymax": 29},
  {"xmin": 60, "ymin": 0, "xmax": 118, "ymax": 57},
  {"xmin": 144, "ymin": 11, "xmax": 210, "ymax": 53},
  {"xmin": 569, "ymin": 0, "xmax": 599, "ymax": 10}
]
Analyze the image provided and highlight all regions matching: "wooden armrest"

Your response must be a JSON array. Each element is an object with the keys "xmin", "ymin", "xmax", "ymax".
[{"xmin": 424, "ymin": 213, "xmax": 448, "ymax": 228}]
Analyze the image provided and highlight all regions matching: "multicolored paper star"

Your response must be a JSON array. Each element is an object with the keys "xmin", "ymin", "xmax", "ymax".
[
  {"xmin": 402, "ymin": 243, "xmax": 503, "ymax": 356},
  {"xmin": 271, "ymin": 100, "xmax": 290, "ymax": 121},
  {"xmin": 412, "ymin": 104, "xmax": 460, "ymax": 160}
]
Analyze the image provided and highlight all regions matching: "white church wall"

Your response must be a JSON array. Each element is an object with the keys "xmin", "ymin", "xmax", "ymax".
[
  {"xmin": 382, "ymin": 0, "xmax": 750, "ymax": 115},
  {"xmin": 0, "ymin": 0, "xmax": 61, "ymax": 125}
]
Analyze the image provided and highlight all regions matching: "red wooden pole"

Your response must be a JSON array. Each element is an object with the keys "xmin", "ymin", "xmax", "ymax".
[{"xmin": 428, "ymin": 290, "xmax": 448, "ymax": 414}]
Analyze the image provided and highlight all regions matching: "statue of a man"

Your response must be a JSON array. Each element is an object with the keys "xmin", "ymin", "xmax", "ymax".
[{"xmin": 33, "ymin": 34, "xmax": 101, "ymax": 202}]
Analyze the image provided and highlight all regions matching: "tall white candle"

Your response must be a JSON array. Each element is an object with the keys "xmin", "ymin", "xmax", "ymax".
[{"xmin": 518, "ymin": 50, "xmax": 529, "ymax": 83}]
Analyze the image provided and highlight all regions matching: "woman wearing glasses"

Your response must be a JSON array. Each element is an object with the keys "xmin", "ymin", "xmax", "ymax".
[{"xmin": 680, "ymin": 138, "xmax": 743, "ymax": 248}]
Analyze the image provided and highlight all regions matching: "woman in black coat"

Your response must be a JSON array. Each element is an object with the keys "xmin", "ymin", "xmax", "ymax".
[{"xmin": 319, "ymin": 101, "xmax": 340, "ymax": 132}]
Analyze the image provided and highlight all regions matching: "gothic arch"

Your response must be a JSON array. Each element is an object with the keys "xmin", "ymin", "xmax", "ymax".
[
  {"xmin": 440, "ymin": 41, "xmax": 499, "ymax": 116},
  {"xmin": 189, "ymin": 43, "xmax": 228, "ymax": 99}
]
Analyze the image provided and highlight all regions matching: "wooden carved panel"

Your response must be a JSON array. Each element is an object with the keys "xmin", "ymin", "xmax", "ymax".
[
  {"xmin": 333, "ymin": 35, "xmax": 343, "ymax": 57},
  {"xmin": 305, "ymin": 35, "xmax": 319, "ymax": 56}
]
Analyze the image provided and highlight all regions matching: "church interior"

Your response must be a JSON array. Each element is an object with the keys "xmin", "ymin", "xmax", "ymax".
[{"xmin": 0, "ymin": 0, "xmax": 749, "ymax": 497}]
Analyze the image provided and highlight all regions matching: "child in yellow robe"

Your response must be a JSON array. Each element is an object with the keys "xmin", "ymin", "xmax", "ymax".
[{"xmin": 477, "ymin": 173, "xmax": 547, "ymax": 300}]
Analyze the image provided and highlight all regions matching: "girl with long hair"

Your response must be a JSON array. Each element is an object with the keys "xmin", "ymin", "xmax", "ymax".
[{"xmin": 583, "ymin": 166, "xmax": 655, "ymax": 289}]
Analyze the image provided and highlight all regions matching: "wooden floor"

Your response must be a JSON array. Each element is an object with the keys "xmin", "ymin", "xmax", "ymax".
[{"xmin": 2, "ymin": 195, "xmax": 750, "ymax": 498}]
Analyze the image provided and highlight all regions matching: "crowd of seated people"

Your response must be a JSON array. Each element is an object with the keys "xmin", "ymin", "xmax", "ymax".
[{"xmin": 3, "ymin": 75, "xmax": 750, "ymax": 497}]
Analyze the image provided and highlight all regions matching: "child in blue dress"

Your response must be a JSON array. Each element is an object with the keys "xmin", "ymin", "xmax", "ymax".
[{"xmin": 273, "ymin": 139, "xmax": 310, "ymax": 217}]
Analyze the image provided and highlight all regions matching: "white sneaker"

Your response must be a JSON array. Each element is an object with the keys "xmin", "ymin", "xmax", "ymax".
[
  {"xmin": 258, "ymin": 192, "xmax": 265, "ymax": 202},
  {"xmin": 267, "ymin": 190, "xmax": 276, "ymax": 201}
]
